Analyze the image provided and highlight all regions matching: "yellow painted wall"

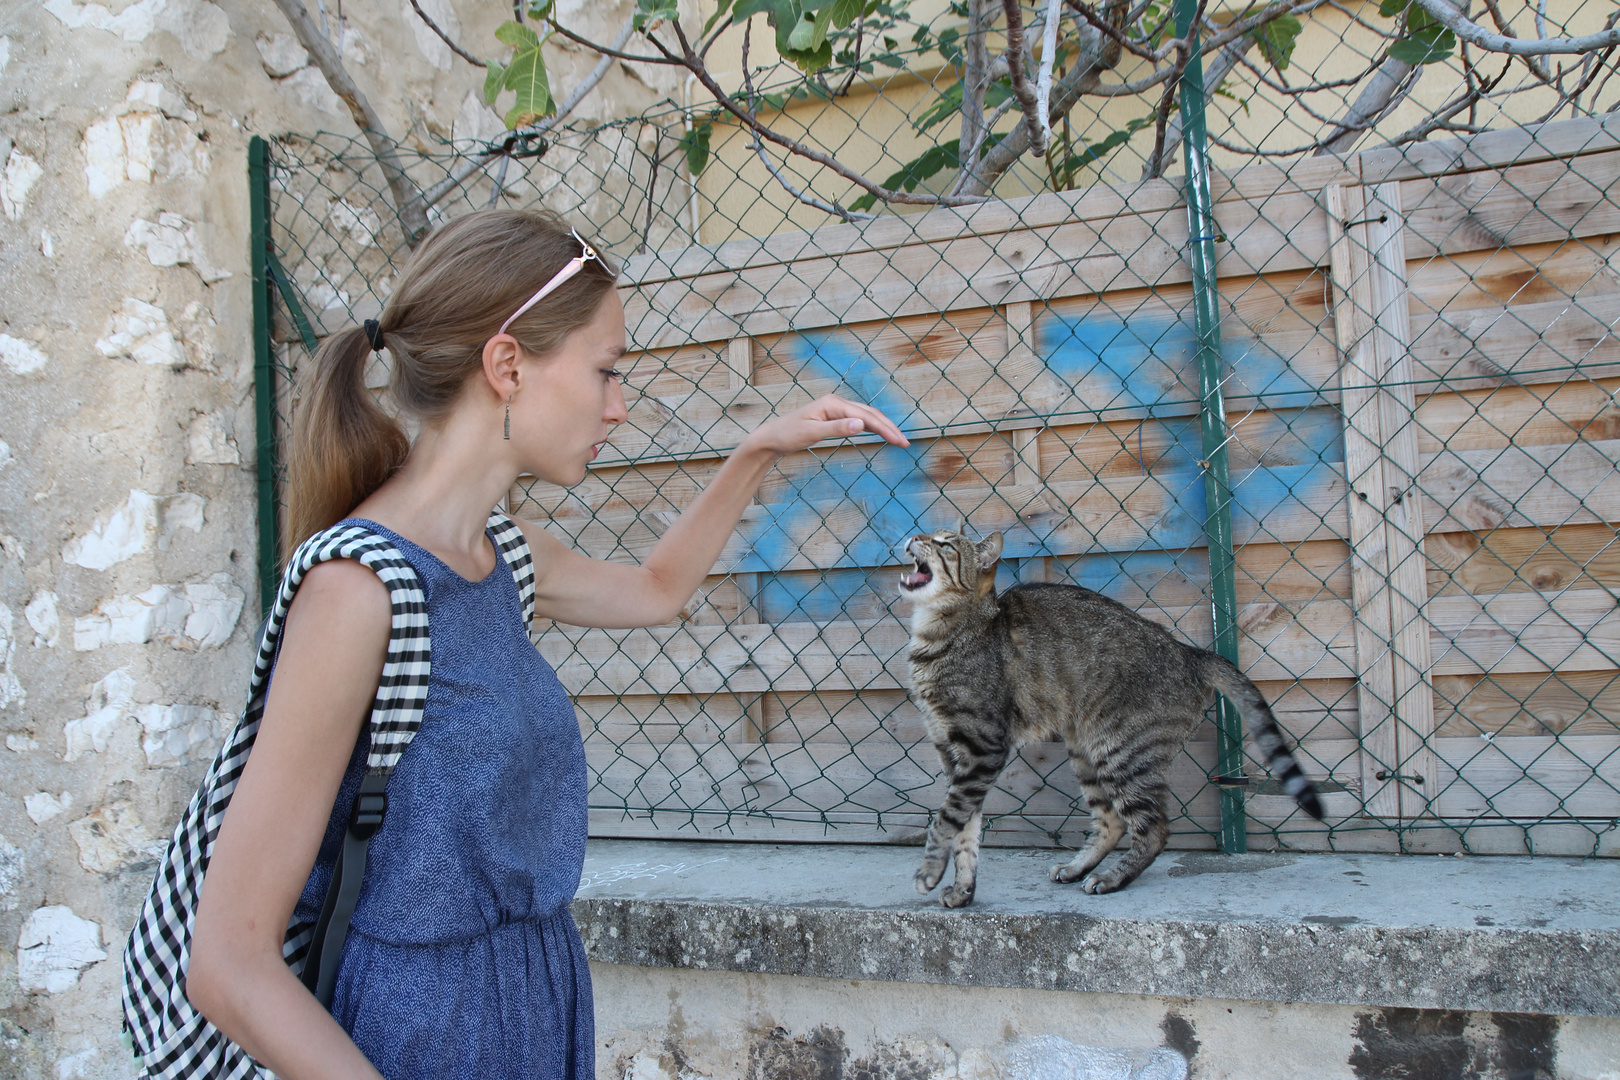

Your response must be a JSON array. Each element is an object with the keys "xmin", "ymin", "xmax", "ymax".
[{"xmin": 685, "ymin": 0, "xmax": 1616, "ymax": 244}]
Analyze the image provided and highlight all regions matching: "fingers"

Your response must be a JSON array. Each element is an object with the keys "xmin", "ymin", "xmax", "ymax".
[{"xmin": 811, "ymin": 395, "xmax": 909, "ymax": 447}]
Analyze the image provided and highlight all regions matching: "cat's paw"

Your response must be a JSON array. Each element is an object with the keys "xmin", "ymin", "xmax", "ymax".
[
  {"xmin": 941, "ymin": 883, "xmax": 975, "ymax": 908},
  {"xmin": 1080, "ymin": 871, "xmax": 1125, "ymax": 895},
  {"xmin": 914, "ymin": 863, "xmax": 946, "ymax": 894},
  {"xmin": 1050, "ymin": 862, "xmax": 1087, "ymax": 884}
]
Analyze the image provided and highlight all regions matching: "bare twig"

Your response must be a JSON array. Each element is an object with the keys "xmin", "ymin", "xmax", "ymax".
[
  {"xmin": 1144, "ymin": 28, "xmax": 1261, "ymax": 179},
  {"xmin": 1001, "ymin": 0, "xmax": 1048, "ymax": 156},
  {"xmin": 654, "ymin": 17, "xmax": 989, "ymax": 206},
  {"xmin": 837, "ymin": 17, "xmax": 865, "ymax": 97},
  {"xmin": 1408, "ymin": 0, "xmax": 1620, "ymax": 55},
  {"xmin": 550, "ymin": 20, "xmax": 684, "ymax": 63},
  {"xmin": 1066, "ymin": 0, "xmax": 1156, "ymax": 62},
  {"xmin": 1034, "ymin": 0, "xmax": 1063, "ymax": 153},
  {"xmin": 485, "ymin": 150, "xmax": 511, "ymax": 208},
  {"xmin": 956, "ymin": 17, "xmax": 1114, "ymax": 196},
  {"xmin": 416, "ymin": 14, "xmax": 637, "ymax": 212},
  {"xmin": 1143, "ymin": 1, "xmax": 1198, "ymax": 180},
  {"xmin": 268, "ymin": 0, "xmax": 428, "ymax": 242},
  {"xmin": 1477, "ymin": 0, "xmax": 1516, "ymax": 36},
  {"xmin": 638, "ymin": 124, "xmax": 665, "ymax": 254},
  {"xmin": 739, "ymin": 19, "xmax": 874, "ymax": 222},
  {"xmin": 750, "ymin": 138, "xmax": 878, "ymax": 221},
  {"xmin": 1141, "ymin": 58, "xmax": 1184, "ymax": 178},
  {"xmin": 1384, "ymin": 55, "xmax": 1507, "ymax": 143},
  {"xmin": 1314, "ymin": 53, "xmax": 1421, "ymax": 155},
  {"xmin": 406, "ymin": 0, "xmax": 485, "ymax": 67},
  {"xmin": 960, "ymin": 0, "xmax": 996, "ymax": 185}
]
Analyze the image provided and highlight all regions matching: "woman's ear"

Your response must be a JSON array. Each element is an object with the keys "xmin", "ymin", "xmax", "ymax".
[{"xmin": 481, "ymin": 334, "xmax": 525, "ymax": 402}]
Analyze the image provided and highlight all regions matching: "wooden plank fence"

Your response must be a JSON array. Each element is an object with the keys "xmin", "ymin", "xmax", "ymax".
[{"xmin": 515, "ymin": 113, "xmax": 1620, "ymax": 856}]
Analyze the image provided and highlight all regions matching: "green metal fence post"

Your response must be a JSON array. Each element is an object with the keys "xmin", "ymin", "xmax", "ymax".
[
  {"xmin": 249, "ymin": 136, "xmax": 280, "ymax": 616},
  {"xmin": 1174, "ymin": 0, "xmax": 1246, "ymax": 853}
]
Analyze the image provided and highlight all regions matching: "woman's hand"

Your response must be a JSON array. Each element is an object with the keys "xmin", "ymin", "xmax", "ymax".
[
  {"xmin": 523, "ymin": 393, "xmax": 908, "ymax": 629},
  {"xmin": 740, "ymin": 394, "xmax": 910, "ymax": 456}
]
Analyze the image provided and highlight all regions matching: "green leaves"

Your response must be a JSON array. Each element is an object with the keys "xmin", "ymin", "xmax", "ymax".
[
  {"xmin": 635, "ymin": 0, "xmax": 681, "ymax": 32},
  {"xmin": 1379, "ymin": 0, "xmax": 1457, "ymax": 65},
  {"xmin": 491, "ymin": 20, "xmax": 554, "ymax": 129},
  {"xmin": 483, "ymin": 59, "xmax": 507, "ymax": 105},
  {"xmin": 847, "ymin": 132, "xmax": 1007, "ymax": 211},
  {"xmin": 728, "ymin": 0, "xmax": 863, "ymax": 72},
  {"xmin": 677, "ymin": 120, "xmax": 714, "ymax": 175},
  {"xmin": 495, "ymin": 19, "xmax": 540, "ymax": 50},
  {"xmin": 1254, "ymin": 13, "xmax": 1302, "ymax": 71}
]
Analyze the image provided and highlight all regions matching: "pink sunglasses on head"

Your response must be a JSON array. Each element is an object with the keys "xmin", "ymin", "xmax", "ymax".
[{"xmin": 497, "ymin": 228, "xmax": 602, "ymax": 337}]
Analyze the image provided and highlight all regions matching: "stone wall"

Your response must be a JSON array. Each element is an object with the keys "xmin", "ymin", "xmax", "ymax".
[{"xmin": 0, "ymin": 2, "xmax": 670, "ymax": 1075}]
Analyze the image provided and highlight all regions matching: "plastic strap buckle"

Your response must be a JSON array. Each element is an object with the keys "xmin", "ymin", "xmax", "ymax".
[{"xmin": 349, "ymin": 790, "xmax": 387, "ymax": 839}]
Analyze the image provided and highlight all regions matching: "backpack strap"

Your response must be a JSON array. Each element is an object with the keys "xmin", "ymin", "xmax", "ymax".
[{"xmin": 487, "ymin": 509, "xmax": 537, "ymax": 628}]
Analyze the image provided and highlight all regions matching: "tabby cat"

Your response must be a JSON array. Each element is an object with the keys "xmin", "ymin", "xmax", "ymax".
[{"xmin": 899, "ymin": 528, "xmax": 1323, "ymax": 907}]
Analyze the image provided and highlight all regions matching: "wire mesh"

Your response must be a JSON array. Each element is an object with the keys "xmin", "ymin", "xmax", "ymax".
[{"xmin": 259, "ymin": 0, "xmax": 1620, "ymax": 857}]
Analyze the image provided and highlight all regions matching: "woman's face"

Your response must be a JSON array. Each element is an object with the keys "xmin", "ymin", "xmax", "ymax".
[{"xmin": 514, "ymin": 289, "xmax": 629, "ymax": 487}]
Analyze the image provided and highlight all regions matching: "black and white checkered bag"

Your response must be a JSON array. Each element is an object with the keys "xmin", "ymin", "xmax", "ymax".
[{"xmin": 121, "ymin": 513, "xmax": 535, "ymax": 1078}]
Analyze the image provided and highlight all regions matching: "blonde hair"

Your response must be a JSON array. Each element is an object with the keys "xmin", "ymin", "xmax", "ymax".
[{"xmin": 285, "ymin": 208, "xmax": 618, "ymax": 551}]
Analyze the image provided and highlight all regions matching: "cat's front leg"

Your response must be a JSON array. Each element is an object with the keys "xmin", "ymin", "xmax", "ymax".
[
  {"xmin": 941, "ymin": 811, "xmax": 983, "ymax": 908},
  {"xmin": 915, "ymin": 743, "xmax": 1007, "ymax": 907},
  {"xmin": 914, "ymin": 739, "xmax": 959, "ymax": 895}
]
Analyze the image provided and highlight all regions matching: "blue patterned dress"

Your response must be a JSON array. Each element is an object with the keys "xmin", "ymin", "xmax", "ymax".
[{"xmin": 289, "ymin": 519, "xmax": 592, "ymax": 1079}]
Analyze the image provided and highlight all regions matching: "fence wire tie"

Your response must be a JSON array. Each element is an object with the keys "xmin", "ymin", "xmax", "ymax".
[
  {"xmin": 1343, "ymin": 213, "xmax": 1392, "ymax": 227},
  {"xmin": 1210, "ymin": 774, "xmax": 1251, "ymax": 788},
  {"xmin": 1375, "ymin": 771, "xmax": 1425, "ymax": 784},
  {"xmin": 1187, "ymin": 233, "xmax": 1226, "ymax": 245}
]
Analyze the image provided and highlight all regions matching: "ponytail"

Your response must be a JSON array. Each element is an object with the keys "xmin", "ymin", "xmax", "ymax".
[
  {"xmin": 281, "ymin": 207, "xmax": 618, "ymax": 555},
  {"xmin": 285, "ymin": 325, "xmax": 410, "ymax": 552}
]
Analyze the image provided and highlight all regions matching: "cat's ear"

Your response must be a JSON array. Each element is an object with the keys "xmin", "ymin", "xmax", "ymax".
[{"xmin": 976, "ymin": 531, "xmax": 1004, "ymax": 570}]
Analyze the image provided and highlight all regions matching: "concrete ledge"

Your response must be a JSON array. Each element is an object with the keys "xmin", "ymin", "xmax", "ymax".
[{"xmin": 571, "ymin": 840, "xmax": 1620, "ymax": 1018}]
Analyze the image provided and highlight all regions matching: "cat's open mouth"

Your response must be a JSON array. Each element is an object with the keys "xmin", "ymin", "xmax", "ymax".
[{"xmin": 900, "ymin": 558, "xmax": 933, "ymax": 591}]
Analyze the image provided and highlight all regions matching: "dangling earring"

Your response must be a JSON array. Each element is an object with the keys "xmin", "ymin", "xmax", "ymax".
[{"xmin": 503, "ymin": 396, "xmax": 512, "ymax": 440}]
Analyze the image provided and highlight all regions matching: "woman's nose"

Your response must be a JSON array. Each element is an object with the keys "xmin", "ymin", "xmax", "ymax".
[{"xmin": 605, "ymin": 381, "xmax": 628, "ymax": 425}]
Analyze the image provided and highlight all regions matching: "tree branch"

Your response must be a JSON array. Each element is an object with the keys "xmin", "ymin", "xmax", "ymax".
[
  {"xmin": 1313, "ymin": 52, "xmax": 1420, "ymax": 155},
  {"xmin": 657, "ymin": 17, "xmax": 988, "ymax": 206},
  {"xmin": 405, "ymin": 0, "xmax": 484, "ymax": 67},
  {"xmin": 1143, "ymin": 30, "xmax": 1255, "ymax": 179},
  {"xmin": 1034, "ymin": 0, "xmax": 1063, "ymax": 153},
  {"xmin": 956, "ymin": 17, "xmax": 1114, "ymax": 196},
  {"xmin": 415, "ymin": 13, "xmax": 638, "ymax": 212},
  {"xmin": 1408, "ymin": 0, "xmax": 1620, "ymax": 55},
  {"xmin": 268, "ymin": 0, "xmax": 429, "ymax": 243},
  {"xmin": 1001, "ymin": 0, "xmax": 1048, "ymax": 156},
  {"xmin": 550, "ymin": 20, "xmax": 686, "ymax": 63},
  {"xmin": 960, "ymin": 0, "xmax": 996, "ymax": 187}
]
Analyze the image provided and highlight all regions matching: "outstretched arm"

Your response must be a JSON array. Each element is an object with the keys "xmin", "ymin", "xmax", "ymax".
[{"xmin": 523, "ymin": 394, "xmax": 908, "ymax": 628}]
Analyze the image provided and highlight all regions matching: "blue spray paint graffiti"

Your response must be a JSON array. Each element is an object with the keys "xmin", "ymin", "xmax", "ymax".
[
  {"xmin": 742, "ymin": 332, "xmax": 934, "ymax": 579},
  {"xmin": 736, "ymin": 311, "xmax": 1344, "ymax": 614}
]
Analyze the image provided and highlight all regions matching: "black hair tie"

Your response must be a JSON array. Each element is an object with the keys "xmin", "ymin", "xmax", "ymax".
[{"xmin": 363, "ymin": 319, "xmax": 385, "ymax": 352}]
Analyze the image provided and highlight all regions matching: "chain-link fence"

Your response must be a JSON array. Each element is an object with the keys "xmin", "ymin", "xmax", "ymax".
[{"xmin": 252, "ymin": 0, "xmax": 1620, "ymax": 858}]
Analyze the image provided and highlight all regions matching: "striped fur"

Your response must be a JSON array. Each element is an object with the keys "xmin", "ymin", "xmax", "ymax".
[
  {"xmin": 120, "ymin": 513, "xmax": 534, "ymax": 1078},
  {"xmin": 899, "ymin": 529, "xmax": 1322, "ymax": 906}
]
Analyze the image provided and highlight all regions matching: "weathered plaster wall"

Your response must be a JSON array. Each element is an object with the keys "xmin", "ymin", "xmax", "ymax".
[
  {"xmin": 0, "ymin": 2, "xmax": 670, "ymax": 1075},
  {"xmin": 592, "ymin": 963, "xmax": 1620, "ymax": 1080}
]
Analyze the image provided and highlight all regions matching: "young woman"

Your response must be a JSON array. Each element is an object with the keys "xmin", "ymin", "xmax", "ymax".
[{"xmin": 183, "ymin": 209, "xmax": 907, "ymax": 1078}]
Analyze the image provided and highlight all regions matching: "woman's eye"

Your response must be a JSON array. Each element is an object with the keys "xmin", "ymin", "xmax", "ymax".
[{"xmin": 604, "ymin": 369, "xmax": 625, "ymax": 383}]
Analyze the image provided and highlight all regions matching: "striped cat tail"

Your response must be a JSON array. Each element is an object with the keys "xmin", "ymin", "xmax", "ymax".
[{"xmin": 1201, "ymin": 655, "xmax": 1325, "ymax": 821}]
